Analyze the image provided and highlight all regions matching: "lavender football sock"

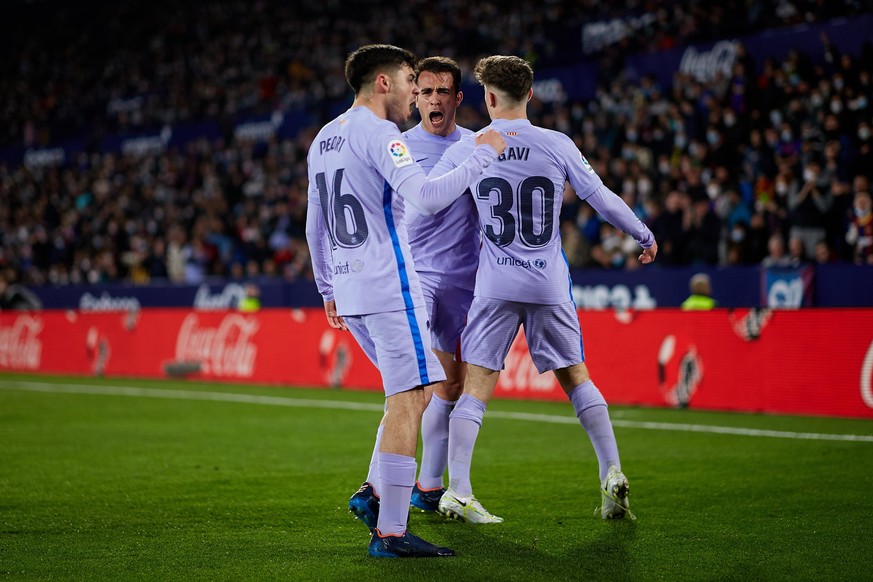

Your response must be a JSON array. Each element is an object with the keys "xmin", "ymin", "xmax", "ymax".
[
  {"xmin": 418, "ymin": 394, "xmax": 456, "ymax": 490},
  {"xmin": 365, "ymin": 424, "xmax": 384, "ymax": 496},
  {"xmin": 568, "ymin": 380, "xmax": 620, "ymax": 481},
  {"xmin": 447, "ymin": 393, "xmax": 487, "ymax": 497},
  {"xmin": 375, "ymin": 452, "xmax": 416, "ymax": 536}
]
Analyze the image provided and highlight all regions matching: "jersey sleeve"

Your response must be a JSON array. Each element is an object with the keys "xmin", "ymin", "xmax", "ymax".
[
  {"xmin": 397, "ymin": 137, "xmax": 496, "ymax": 215},
  {"xmin": 367, "ymin": 122, "xmax": 430, "ymax": 195},
  {"xmin": 562, "ymin": 134, "xmax": 604, "ymax": 201},
  {"xmin": 304, "ymin": 167, "xmax": 335, "ymax": 303},
  {"xmin": 585, "ymin": 184, "xmax": 655, "ymax": 248},
  {"xmin": 428, "ymin": 137, "xmax": 469, "ymax": 178}
]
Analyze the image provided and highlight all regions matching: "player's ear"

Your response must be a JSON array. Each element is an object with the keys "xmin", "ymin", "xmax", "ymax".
[
  {"xmin": 487, "ymin": 90, "xmax": 497, "ymax": 109},
  {"xmin": 456, "ymin": 90, "xmax": 463, "ymax": 106},
  {"xmin": 527, "ymin": 88, "xmax": 533, "ymax": 102},
  {"xmin": 375, "ymin": 72, "xmax": 390, "ymax": 94}
]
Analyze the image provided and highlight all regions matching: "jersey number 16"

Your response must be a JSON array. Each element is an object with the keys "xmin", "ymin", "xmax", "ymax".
[{"xmin": 315, "ymin": 169, "xmax": 369, "ymax": 249}]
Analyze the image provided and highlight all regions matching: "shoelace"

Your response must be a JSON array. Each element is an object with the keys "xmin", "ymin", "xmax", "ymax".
[{"xmin": 596, "ymin": 487, "xmax": 637, "ymax": 521}]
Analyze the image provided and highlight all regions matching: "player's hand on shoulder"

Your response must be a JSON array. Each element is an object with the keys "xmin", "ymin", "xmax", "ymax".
[
  {"xmin": 476, "ymin": 129, "xmax": 506, "ymax": 155},
  {"xmin": 638, "ymin": 240, "xmax": 658, "ymax": 264}
]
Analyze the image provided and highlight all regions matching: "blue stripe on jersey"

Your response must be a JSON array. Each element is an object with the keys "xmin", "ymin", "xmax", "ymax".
[
  {"xmin": 382, "ymin": 181, "xmax": 430, "ymax": 384},
  {"xmin": 561, "ymin": 249, "xmax": 585, "ymax": 361},
  {"xmin": 561, "ymin": 249, "xmax": 575, "ymax": 303}
]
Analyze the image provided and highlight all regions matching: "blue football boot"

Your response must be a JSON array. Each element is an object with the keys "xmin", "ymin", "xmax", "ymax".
[
  {"xmin": 368, "ymin": 529, "xmax": 456, "ymax": 558},
  {"xmin": 410, "ymin": 482, "xmax": 446, "ymax": 512},
  {"xmin": 348, "ymin": 482, "xmax": 379, "ymax": 531}
]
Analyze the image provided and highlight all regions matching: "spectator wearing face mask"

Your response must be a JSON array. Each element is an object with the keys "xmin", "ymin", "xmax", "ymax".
[
  {"xmin": 788, "ymin": 158, "xmax": 833, "ymax": 259},
  {"xmin": 848, "ymin": 120, "xmax": 873, "ymax": 180}
]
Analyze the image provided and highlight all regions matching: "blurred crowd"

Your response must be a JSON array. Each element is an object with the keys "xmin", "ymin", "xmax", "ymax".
[{"xmin": 1, "ymin": 0, "xmax": 872, "ymax": 288}]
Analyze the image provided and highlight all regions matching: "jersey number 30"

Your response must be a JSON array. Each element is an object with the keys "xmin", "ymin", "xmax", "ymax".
[
  {"xmin": 315, "ymin": 169, "xmax": 368, "ymax": 248},
  {"xmin": 477, "ymin": 176, "xmax": 554, "ymax": 248}
]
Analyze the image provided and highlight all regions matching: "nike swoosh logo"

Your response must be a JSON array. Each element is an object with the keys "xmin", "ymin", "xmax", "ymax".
[
  {"xmin": 415, "ymin": 157, "xmax": 428, "ymax": 163},
  {"xmin": 456, "ymin": 498, "xmax": 467, "ymax": 507}
]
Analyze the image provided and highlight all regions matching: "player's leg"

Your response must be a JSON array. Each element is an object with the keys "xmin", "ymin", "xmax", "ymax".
[
  {"xmin": 412, "ymin": 348, "xmax": 463, "ymax": 510},
  {"xmin": 530, "ymin": 301, "xmax": 630, "ymax": 519},
  {"xmin": 439, "ymin": 297, "xmax": 520, "ymax": 524},
  {"xmin": 363, "ymin": 307, "xmax": 455, "ymax": 557},
  {"xmin": 414, "ymin": 282, "xmax": 472, "ymax": 509},
  {"xmin": 445, "ymin": 362, "xmax": 497, "ymax": 489},
  {"xmin": 438, "ymin": 362, "xmax": 504, "ymax": 524},
  {"xmin": 552, "ymin": 362, "xmax": 620, "ymax": 482},
  {"xmin": 554, "ymin": 362, "xmax": 632, "ymax": 519},
  {"xmin": 377, "ymin": 386, "xmax": 427, "ymax": 530},
  {"xmin": 344, "ymin": 315, "xmax": 383, "ymax": 529}
]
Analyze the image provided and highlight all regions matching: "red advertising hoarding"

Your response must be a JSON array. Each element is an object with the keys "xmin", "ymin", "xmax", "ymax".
[{"xmin": 1, "ymin": 308, "xmax": 872, "ymax": 419}]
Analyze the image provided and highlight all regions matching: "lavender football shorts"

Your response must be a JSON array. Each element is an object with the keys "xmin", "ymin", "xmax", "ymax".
[
  {"xmin": 461, "ymin": 297, "xmax": 585, "ymax": 374},
  {"xmin": 419, "ymin": 274, "xmax": 474, "ymax": 356},
  {"xmin": 344, "ymin": 306, "xmax": 447, "ymax": 396}
]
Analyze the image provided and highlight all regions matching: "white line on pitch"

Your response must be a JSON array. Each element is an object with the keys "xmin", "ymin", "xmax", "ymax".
[{"xmin": 2, "ymin": 380, "xmax": 872, "ymax": 443}]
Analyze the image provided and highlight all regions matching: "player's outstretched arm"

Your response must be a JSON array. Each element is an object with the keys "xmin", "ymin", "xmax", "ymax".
[{"xmin": 584, "ymin": 184, "xmax": 656, "ymax": 260}]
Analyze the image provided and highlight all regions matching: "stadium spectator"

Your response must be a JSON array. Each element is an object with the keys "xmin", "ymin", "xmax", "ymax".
[
  {"xmin": 788, "ymin": 157, "xmax": 833, "ymax": 259},
  {"xmin": 684, "ymin": 197, "xmax": 722, "ymax": 264},
  {"xmin": 761, "ymin": 233, "xmax": 797, "ymax": 268},
  {"xmin": 1, "ymin": 0, "xmax": 872, "ymax": 287},
  {"xmin": 814, "ymin": 239, "xmax": 837, "ymax": 264},
  {"xmin": 788, "ymin": 235, "xmax": 810, "ymax": 264}
]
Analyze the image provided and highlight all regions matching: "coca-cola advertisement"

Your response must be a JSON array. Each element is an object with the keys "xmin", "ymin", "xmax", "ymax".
[
  {"xmin": 1, "ymin": 308, "xmax": 872, "ymax": 418},
  {"xmin": 174, "ymin": 313, "xmax": 259, "ymax": 378},
  {"xmin": 0, "ymin": 314, "xmax": 43, "ymax": 369}
]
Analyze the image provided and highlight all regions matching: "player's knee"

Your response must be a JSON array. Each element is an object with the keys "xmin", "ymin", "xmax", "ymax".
[
  {"xmin": 449, "ymin": 394, "xmax": 486, "ymax": 426},
  {"xmin": 555, "ymin": 362, "xmax": 590, "ymax": 392},
  {"xmin": 569, "ymin": 380, "xmax": 607, "ymax": 411},
  {"xmin": 438, "ymin": 377, "xmax": 464, "ymax": 401}
]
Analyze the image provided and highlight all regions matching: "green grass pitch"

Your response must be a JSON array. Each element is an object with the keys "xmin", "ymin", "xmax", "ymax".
[{"xmin": 2, "ymin": 373, "xmax": 872, "ymax": 580}]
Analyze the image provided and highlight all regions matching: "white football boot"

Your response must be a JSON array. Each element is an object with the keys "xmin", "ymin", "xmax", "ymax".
[
  {"xmin": 599, "ymin": 465, "xmax": 634, "ymax": 520},
  {"xmin": 438, "ymin": 488, "xmax": 504, "ymax": 524}
]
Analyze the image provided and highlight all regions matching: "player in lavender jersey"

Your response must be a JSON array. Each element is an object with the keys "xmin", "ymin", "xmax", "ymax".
[
  {"xmin": 430, "ymin": 56, "xmax": 658, "ymax": 525},
  {"xmin": 402, "ymin": 57, "xmax": 480, "ymax": 513},
  {"xmin": 305, "ymin": 44, "xmax": 505, "ymax": 558}
]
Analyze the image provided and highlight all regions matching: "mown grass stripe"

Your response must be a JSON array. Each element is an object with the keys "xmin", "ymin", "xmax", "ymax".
[{"xmin": 2, "ymin": 380, "xmax": 872, "ymax": 443}]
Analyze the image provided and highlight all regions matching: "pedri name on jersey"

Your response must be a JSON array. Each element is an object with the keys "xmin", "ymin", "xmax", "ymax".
[
  {"xmin": 496, "ymin": 146, "xmax": 530, "ymax": 162},
  {"xmin": 319, "ymin": 135, "xmax": 345, "ymax": 155}
]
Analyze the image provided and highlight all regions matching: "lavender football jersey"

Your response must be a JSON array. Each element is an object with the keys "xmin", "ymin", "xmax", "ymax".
[
  {"xmin": 306, "ymin": 107, "xmax": 497, "ymax": 316},
  {"xmin": 403, "ymin": 123, "xmax": 479, "ymax": 290},
  {"xmin": 432, "ymin": 118, "xmax": 653, "ymax": 305}
]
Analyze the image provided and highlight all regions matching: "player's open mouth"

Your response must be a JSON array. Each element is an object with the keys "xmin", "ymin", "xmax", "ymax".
[{"xmin": 429, "ymin": 111, "xmax": 445, "ymax": 125}]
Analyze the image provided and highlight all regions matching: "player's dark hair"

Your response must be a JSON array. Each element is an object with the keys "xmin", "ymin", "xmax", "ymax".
[
  {"xmin": 474, "ymin": 55, "xmax": 534, "ymax": 102},
  {"xmin": 414, "ymin": 56, "xmax": 462, "ymax": 94},
  {"xmin": 344, "ymin": 44, "xmax": 417, "ymax": 94}
]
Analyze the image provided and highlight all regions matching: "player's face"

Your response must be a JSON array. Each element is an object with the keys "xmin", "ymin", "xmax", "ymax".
[
  {"xmin": 386, "ymin": 64, "xmax": 417, "ymax": 126},
  {"xmin": 416, "ymin": 71, "xmax": 462, "ymax": 137}
]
